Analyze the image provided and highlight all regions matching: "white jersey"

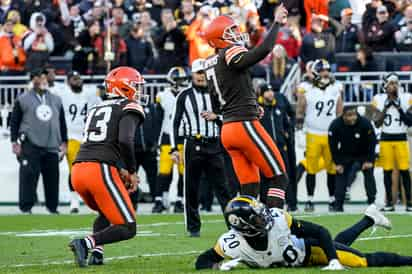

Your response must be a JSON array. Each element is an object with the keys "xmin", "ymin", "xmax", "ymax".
[
  {"xmin": 57, "ymin": 84, "xmax": 101, "ymax": 141},
  {"xmin": 215, "ymin": 208, "xmax": 305, "ymax": 268},
  {"xmin": 303, "ymin": 82, "xmax": 342, "ymax": 135},
  {"xmin": 372, "ymin": 93, "xmax": 412, "ymax": 135}
]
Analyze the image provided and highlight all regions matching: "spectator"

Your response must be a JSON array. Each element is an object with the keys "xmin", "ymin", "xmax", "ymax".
[
  {"xmin": 81, "ymin": 1, "xmax": 105, "ymax": 27},
  {"xmin": 364, "ymin": 5, "xmax": 397, "ymax": 52},
  {"xmin": 22, "ymin": 12, "xmax": 54, "ymax": 72},
  {"xmin": 112, "ymin": 6, "xmax": 130, "ymax": 39},
  {"xmin": 0, "ymin": 0, "xmax": 22, "ymax": 24},
  {"xmin": 6, "ymin": 9, "xmax": 27, "ymax": 37},
  {"xmin": 59, "ymin": 2, "xmax": 87, "ymax": 40},
  {"xmin": 275, "ymin": 19, "xmax": 302, "ymax": 59},
  {"xmin": 153, "ymin": 8, "xmax": 187, "ymax": 73},
  {"xmin": 397, "ymin": 4, "xmax": 412, "ymax": 28},
  {"xmin": 269, "ymin": 44, "xmax": 296, "ymax": 91},
  {"xmin": 44, "ymin": 64, "xmax": 65, "ymax": 94},
  {"xmin": 126, "ymin": 22, "xmax": 154, "ymax": 72},
  {"xmin": 125, "ymin": 0, "xmax": 151, "ymax": 23},
  {"xmin": 328, "ymin": 106, "xmax": 377, "ymax": 211},
  {"xmin": 300, "ymin": 14, "xmax": 344, "ymax": 68},
  {"xmin": 352, "ymin": 46, "xmax": 380, "ymax": 72},
  {"xmin": 336, "ymin": 8, "xmax": 361, "ymax": 53},
  {"xmin": 395, "ymin": 17, "xmax": 412, "ymax": 51},
  {"xmin": 362, "ymin": 0, "xmax": 384, "ymax": 31},
  {"xmin": 10, "ymin": 68, "xmax": 67, "ymax": 214},
  {"xmin": 150, "ymin": 0, "xmax": 166, "ymax": 25},
  {"xmin": 176, "ymin": 0, "xmax": 196, "ymax": 31},
  {"xmin": 21, "ymin": 0, "xmax": 53, "ymax": 25},
  {"xmin": 304, "ymin": 0, "xmax": 329, "ymax": 32},
  {"xmin": 0, "ymin": 18, "xmax": 26, "ymax": 74},
  {"xmin": 328, "ymin": 0, "xmax": 351, "ymax": 21}
]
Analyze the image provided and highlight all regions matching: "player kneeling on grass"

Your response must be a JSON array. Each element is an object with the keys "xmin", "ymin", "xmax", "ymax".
[
  {"xmin": 195, "ymin": 195, "xmax": 412, "ymax": 271},
  {"xmin": 68, "ymin": 66, "xmax": 146, "ymax": 267}
]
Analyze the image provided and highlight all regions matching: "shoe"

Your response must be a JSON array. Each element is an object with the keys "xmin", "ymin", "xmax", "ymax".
[
  {"xmin": 304, "ymin": 201, "xmax": 314, "ymax": 212},
  {"xmin": 49, "ymin": 210, "xmax": 59, "ymax": 215},
  {"xmin": 88, "ymin": 251, "xmax": 104, "ymax": 265},
  {"xmin": 21, "ymin": 210, "xmax": 32, "ymax": 215},
  {"xmin": 365, "ymin": 204, "xmax": 392, "ymax": 230},
  {"xmin": 344, "ymin": 192, "xmax": 351, "ymax": 201},
  {"xmin": 380, "ymin": 204, "xmax": 395, "ymax": 212},
  {"xmin": 68, "ymin": 239, "xmax": 88, "ymax": 267},
  {"xmin": 152, "ymin": 201, "xmax": 166, "ymax": 213},
  {"xmin": 333, "ymin": 206, "xmax": 344, "ymax": 212},
  {"xmin": 328, "ymin": 201, "xmax": 336, "ymax": 212},
  {"xmin": 189, "ymin": 231, "xmax": 200, "ymax": 237},
  {"xmin": 406, "ymin": 203, "xmax": 412, "ymax": 212},
  {"xmin": 321, "ymin": 259, "xmax": 345, "ymax": 271},
  {"xmin": 174, "ymin": 201, "xmax": 184, "ymax": 213},
  {"xmin": 70, "ymin": 208, "xmax": 79, "ymax": 214}
]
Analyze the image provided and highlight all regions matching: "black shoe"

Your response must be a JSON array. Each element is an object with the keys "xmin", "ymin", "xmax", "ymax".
[
  {"xmin": 381, "ymin": 205, "xmax": 395, "ymax": 212},
  {"xmin": 406, "ymin": 203, "xmax": 412, "ymax": 212},
  {"xmin": 152, "ymin": 201, "xmax": 166, "ymax": 213},
  {"xmin": 21, "ymin": 209, "xmax": 32, "ymax": 215},
  {"xmin": 88, "ymin": 251, "xmax": 104, "ymax": 265},
  {"xmin": 304, "ymin": 201, "xmax": 314, "ymax": 212},
  {"xmin": 68, "ymin": 239, "xmax": 88, "ymax": 267},
  {"xmin": 328, "ymin": 201, "xmax": 336, "ymax": 212},
  {"xmin": 70, "ymin": 208, "xmax": 79, "ymax": 214},
  {"xmin": 344, "ymin": 192, "xmax": 351, "ymax": 201},
  {"xmin": 333, "ymin": 205, "xmax": 344, "ymax": 212},
  {"xmin": 174, "ymin": 201, "xmax": 184, "ymax": 213},
  {"xmin": 287, "ymin": 205, "xmax": 298, "ymax": 212},
  {"xmin": 189, "ymin": 231, "xmax": 200, "ymax": 237},
  {"xmin": 49, "ymin": 210, "xmax": 59, "ymax": 215}
]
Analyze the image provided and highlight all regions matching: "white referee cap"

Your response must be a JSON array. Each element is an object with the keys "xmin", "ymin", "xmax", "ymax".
[{"xmin": 191, "ymin": 59, "xmax": 205, "ymax": 73}]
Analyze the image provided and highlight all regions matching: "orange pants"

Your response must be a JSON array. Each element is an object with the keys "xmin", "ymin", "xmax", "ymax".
[
  {"xmin": 71, "ymin": 162, "xmax": 135, "ymax": 225},
  {"xmin": 221, "ymin": 120, "xmax": 286, "ymax": 185}
]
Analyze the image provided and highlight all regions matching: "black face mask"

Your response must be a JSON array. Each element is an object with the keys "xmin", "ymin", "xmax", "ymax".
[{"xmin": 70, "ymin": 84, "xmax": 83, "ymax": 93}]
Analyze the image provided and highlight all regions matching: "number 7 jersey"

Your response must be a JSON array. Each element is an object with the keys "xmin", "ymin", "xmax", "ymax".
[{"xmin": 302, "ymin": 82, "xmax": 342, "ymax": 135}]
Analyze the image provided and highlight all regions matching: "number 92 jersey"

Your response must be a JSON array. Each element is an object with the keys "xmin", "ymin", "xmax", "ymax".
[
  {"xmin": 302, "ymin": 82, "xmax": 342, "ymax": 135},
  {"xmin": 213, "ymin": 208, "xmax": 306, "ymax": 268},
  {"xmin": 75, "ymin": 99, "xmax": 145, "ymax": 166},
  {"xmin": 372, "ymin": 93, "xmax": 412, "ymax": 135}
]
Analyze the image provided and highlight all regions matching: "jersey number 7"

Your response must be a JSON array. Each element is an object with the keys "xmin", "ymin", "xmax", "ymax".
[{"xmin": 206, "ymin": 67, "xmax": 226, "ymax": 105}]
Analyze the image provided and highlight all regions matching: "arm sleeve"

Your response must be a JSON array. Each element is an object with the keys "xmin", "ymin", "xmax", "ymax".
[
  {"xmin": 227, "ymin": 23, "xmax": 280, "ymax": 70},
  {"xmin": 59, "ymin": 105, "xmax": 68, "ymax": 143},
  {"xmin": 290, "ymin": 219, "xmax": 338, "ymax": 262},
  {"xmin": 118, "ymin": 113, "xmax": 142, "ymax": 173},
  {"xmin": 10, "ymin": 100, "xmax": 23, "ymax": 142},
  {"xmin": 195, "ymin": 248, "xmax": 224, "ymax": 270},
  {"xmin": 170, "ymin": 92, "xmax": 185, "ymax": 149}
]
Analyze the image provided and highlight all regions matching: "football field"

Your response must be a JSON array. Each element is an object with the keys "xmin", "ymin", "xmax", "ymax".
[{"xmin": 1, "ymin": 212, "xmax": 412, "ymax": 274}]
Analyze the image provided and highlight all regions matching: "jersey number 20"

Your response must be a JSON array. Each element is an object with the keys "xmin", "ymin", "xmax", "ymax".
[{"xmin": 83, "ymin": 106, "xmax": 112, "ymax": 142}]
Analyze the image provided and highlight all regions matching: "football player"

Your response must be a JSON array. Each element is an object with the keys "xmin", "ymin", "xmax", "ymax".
[
  {"xmin": 152, "ymin": 66, "xmax": 190, "ymax": 213},
  {"xmin": 202, "ymin": 4, "xmax": 289, "ymax": 209},
  {"xmin": 195, "ymin": 195, "xmax": 412, "ymax": 271},
  {"xmin": 371, "ymin": 73, "xmax": 412, "ymax": 211},
  {"xmin": 57, "ymin": 71, "xmax": 101, "ymax": 213},
  {"xmin": 296, "ymin": 59, "xmax": 343, "ymax": 212},
  {"xmin": 68, "ymin": 67, "xmax": 145, "ymax": 267}
]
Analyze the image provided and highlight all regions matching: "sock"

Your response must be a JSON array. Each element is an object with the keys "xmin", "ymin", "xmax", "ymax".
[
  {"xmin": 306, "ymin": 174, "xmax": 316, "ymax": 197},
  {"xmin": 84, "ymin": 235, "xmax": 95, "ymax": 249},
  {"xmin": 266, "ymin": 175, "xmax": 288, "ymax": 209},
  {"xmin": 327, "ymin": 174, "xmax": 336, "ymax": 198},
  {"xmin": 70, "ymin": 191, "xmax": 80, "ymax": 209},
  {"xmin": 400, "ymin": 170, "xmax": 411, "ymax": 205},
  {"xmin": 162, "ymin": 192, "xmax": 169, "ymax": 208},
  {"xmin": 92, "ymin": 245, "xmax": 104, "ymax": 255},
  {"xmin": 155, "ymin": 196, "xmax": 162, "ymax": 202},
  {"xmin": 366, "ymin": 252, "xmax": 412, "ymax": 266},
  {"xmin": 308, "ymin": 195, "xmax": 314, "ymax": 202},
  {"xmin": 334, "ymin": 217, "xmax": 373, "ymax": 246},
  {"xmin": 383, "ymin": 171, "xmax": 393, "ymax": 206},
  {"xmin": 329, "ymin": 196, "xmax": 335, "ymax": 203},
  {"xmin": 175, "ymin": 196, "xmax": 182, "ymax": 202}
]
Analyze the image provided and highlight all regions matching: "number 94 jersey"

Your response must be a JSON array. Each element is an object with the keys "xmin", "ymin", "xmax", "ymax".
[
  {"xmin": 303, "ymin": 82, "xmax": 342, "ymax": 135},
  {"xmin": 75, "ymin": 99, "xmax": 145, "ymax": 166},
  {"xmin": 213, "ymin": 208, "xmax": 306, "ymax": 268}
]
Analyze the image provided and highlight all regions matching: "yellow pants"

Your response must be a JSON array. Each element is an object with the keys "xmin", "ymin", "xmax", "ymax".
[
  {"xmin": 377, "ymin": 141, "xmax": 410, "ymax": 171},
  {"xmin": 300, "ymin": 157, "xmax": 326, "ymax": 173},
  {"xmin": 306, "ymin": 133, "xmax": 335, "ymax": 174},
  {"xmin": 308, "ymin": 246, "xmax": 367, "ymax": 268},
  {"xmin": 66, "ymin": 139, "xmax": 81, "ymax": 173},
  {"xmin": 159, "ymin": 144, "xmax": 184, "ymax": 175}
]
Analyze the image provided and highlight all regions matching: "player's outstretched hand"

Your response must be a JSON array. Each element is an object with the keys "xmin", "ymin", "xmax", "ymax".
[
  {"xmin": 274, "ymin": 3, "xmax": 288, "ymax": 25},
  {"xmin": 127, "ymin": 173, "xmax": 139, "ymax": 193}
]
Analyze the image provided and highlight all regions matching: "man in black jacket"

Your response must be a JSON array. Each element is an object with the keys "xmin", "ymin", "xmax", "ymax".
[{"xmin": 328, "ymin": 106, "xmax": 377, "ymax": 211}]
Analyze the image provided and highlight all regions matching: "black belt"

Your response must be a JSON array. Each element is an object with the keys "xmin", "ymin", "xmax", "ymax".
[{"xmin": 187, "ymin": 135, "xmax": 219, "ymax": 144}]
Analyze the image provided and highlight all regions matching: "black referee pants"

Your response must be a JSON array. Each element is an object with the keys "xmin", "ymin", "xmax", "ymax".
[
  {"xmin": 184, "ymin": 138, "xmax": 233, "ymax": 233},
  {"xmin": 18, "ymin": 141, "xmax": 59, "ymax": 213}
]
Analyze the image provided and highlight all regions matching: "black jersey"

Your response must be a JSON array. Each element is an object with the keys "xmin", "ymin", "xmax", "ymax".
[
  {"xmin": 204, "ymin": 23, "xmax": 281, "ymax": 123},
  {"xmin": 75, "ymin": 98, "xmax": 145, "ymax": 171}
]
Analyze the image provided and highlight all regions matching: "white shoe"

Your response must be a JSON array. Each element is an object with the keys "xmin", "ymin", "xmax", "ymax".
[
  {"xmin": 365, "ymin": 204, "xmax": 392, "ymax": 231},
  {"xmin": 322, "ymin": 259, "xmax": 345, "ymax": 271}
]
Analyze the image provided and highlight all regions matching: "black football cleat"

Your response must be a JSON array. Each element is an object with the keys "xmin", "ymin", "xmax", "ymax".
[
  {"xmin": 69, "ymin": 239, "xmax": 88, "ymax": 267},
  {"xmin": 152, "ymin": 201, "xmax": 166, "ymax": 213},
  {"xmin": 304, "ymin": 201, "xmax": 314, "ymax": 212},
  {"xmin": 88, "ymin": 251, "xmax": 104, "ymax": 266},
  {"xmin": 174, "ymin": 201, "xmax": 184, "ymax": 213}
]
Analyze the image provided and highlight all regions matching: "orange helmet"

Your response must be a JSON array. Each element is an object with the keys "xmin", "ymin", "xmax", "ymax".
[
  {"xmin": 202, "ymin": 15, "xmax": 249, "ymax": 49},
  {"xmin": 105, "ymin": 66, "xmax": 145, "ymax": 101}
]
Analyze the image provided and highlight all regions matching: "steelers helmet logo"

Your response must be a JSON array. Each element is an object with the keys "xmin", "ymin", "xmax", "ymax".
[
  {"xmin": 36, "ymin": 105, "xmax": 53, "ymax": 122},
  {"xmin": 228, "ymin": 214, "xmax": 240, "ymax": 226}
]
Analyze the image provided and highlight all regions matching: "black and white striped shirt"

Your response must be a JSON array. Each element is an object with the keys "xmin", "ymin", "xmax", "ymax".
[{"xmin": 170, "ymin": 86, "xmax": 220, "ymax": 148}]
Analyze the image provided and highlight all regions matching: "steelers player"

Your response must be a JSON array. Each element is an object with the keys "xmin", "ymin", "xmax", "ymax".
[
  {"xmin": 371, "ymin": 73, "xmax": 412, "ymax": 211},
  {"xmin": 296, "ymin": 59, "xmax": 343, "ymax": 212},
  {"xmin": 57, "ymin": 71, "xmax": 101, "ymax": 213},
  {"xmin": 152, "ymin": 67, "xmax": 190, "ymax": 213},
  {"xmin": 195, "ymin": 196, "xmax": 412, "ymax": 271}
]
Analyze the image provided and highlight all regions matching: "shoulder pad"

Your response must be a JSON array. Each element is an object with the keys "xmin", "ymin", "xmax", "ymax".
[
  {"xmin": 122, "ymin": 101, "xmax": 145, "ymax": 118},
  {"xmin": 225, "ymin": 45, "xmax": 248, "ymax": 66}
]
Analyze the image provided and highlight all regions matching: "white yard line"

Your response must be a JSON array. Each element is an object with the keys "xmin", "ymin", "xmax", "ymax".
[{"xmin": 358, "ymin": 234, "xmax": 412, "ymax": 241}]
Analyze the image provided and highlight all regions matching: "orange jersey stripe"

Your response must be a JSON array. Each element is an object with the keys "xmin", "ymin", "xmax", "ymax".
[{"xmin": 225, "ymin": 46, "xmax": 248, "ymax": 65}]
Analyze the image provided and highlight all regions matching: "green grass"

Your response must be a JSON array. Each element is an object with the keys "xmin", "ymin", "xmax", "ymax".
[{"xmin": 1, "ymin": 213, "xmax": 412, "ymax": 273}]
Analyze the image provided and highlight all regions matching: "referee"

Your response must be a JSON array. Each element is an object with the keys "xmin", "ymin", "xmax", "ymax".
[{"xmin": 170, "ymin": 59, "xmax": 233, "ymax": 237}]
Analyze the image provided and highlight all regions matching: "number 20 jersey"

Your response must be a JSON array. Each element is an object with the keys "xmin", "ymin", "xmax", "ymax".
[
  {"xmin": 75, "ymin": 99, "xmax": 144, "ymax": 167},
  {"xmin": 303, "ymin": 82, "xmax": 342, "ymax": 135}
]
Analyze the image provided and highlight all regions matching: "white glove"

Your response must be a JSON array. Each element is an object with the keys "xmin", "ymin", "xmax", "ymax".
[
  {"xmin": 219, "ymin": 258, "xmax": 241, "ymax": 271},
  {"xmin": 321, "ymin": 259, "xmax": 346, "ymax": 271},
  {"xmin": 104, "ymin": 51, "xmax": 115, "ymax": 61}
]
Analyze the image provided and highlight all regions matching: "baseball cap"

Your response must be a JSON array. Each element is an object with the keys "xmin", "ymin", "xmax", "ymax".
[
  {"xmin": 341, "ymin": 8, "xmax": 353, "ymax": 17},
  {"xmin": 67, "ymin": 70, "xmax": 81, "ymax": 80},
  {"xmin": 259, "ymin": 83, "xmax": 273, "ymax": 92},
  {"xmin": 377, "ymin": 5, "xmax": 388, "ymax": 13},
  {"xmin": 30, "ymin": 68, "xmax": 47, "ymax": 80},
  {"xmin": 191, "ymin": 59, "xmax": 205, "ymax": 73}
]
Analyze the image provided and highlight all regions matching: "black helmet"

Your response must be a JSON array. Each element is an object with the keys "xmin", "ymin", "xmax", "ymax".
[
  {"xmin": 224, "ymin": 195, "xmax": 274, "ymax": 237},
  {"xmin": 166, "ymin": 66, "xmax": 191, "ymax": 93},
  {"xmin": 312, "ymin": 59, "xmax": 333, "ymax": 89}
]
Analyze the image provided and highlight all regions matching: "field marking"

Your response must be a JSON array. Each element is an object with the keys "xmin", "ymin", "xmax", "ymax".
[
  {"xmin": 3, "ymin": 250, "xmax": 202, "ymax": 268},
  {"xmin": 358, "ymin": 234, "xmax": 412, "ymax": 241}
]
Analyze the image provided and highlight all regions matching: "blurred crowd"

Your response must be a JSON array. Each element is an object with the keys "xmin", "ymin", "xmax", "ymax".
[{"xmin": 0, "ymin": 0, "xmax": 411, "ymax": 87}]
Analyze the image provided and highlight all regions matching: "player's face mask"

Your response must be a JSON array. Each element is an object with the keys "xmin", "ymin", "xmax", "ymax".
[
  {"xmin": 223, "ymin": 24, "xmax": 249, "ymax": 46},
  {"xmin": 69, "ymin": 77, "xmax": 83, "ymax": 93},
  {"xmin": 316, "ymin": 70, "xmax": 331, "ymax": 89}
]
